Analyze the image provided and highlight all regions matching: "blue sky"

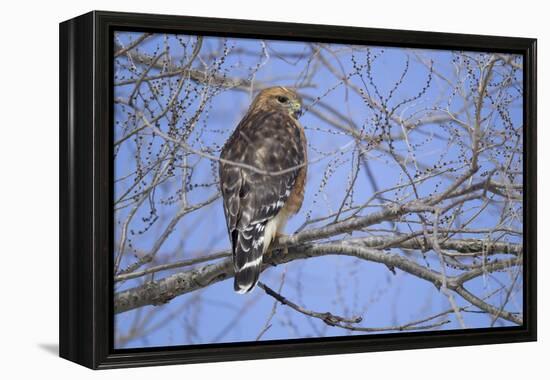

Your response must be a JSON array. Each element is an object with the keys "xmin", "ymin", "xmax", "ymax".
[{"xmin": 113, "ymin": 32, "xmax": 523, "ymax": 348}]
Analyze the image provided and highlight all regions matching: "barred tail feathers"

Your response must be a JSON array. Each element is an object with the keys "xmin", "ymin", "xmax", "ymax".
[{"xmin": 233, "ymin": 222, "xmax": 266, "ymax": 293}]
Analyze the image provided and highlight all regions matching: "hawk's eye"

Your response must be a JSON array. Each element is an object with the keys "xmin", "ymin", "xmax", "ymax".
[{"xmin": 277, "ymin": 96, "xmax": 289, "ymax": 104}]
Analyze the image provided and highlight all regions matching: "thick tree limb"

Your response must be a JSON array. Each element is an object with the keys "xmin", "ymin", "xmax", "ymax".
[
  {"xmin": 114, "ymin": 237, "xmax": 522, "ymax": 324},
  {"xmin": 114, "ymin": 235, "xmax": 519, "ymax": 283}
]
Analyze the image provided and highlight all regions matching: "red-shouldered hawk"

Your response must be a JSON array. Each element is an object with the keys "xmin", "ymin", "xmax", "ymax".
[{"xmin": 219, "ymin": 87, "xmax": 307, "ymax": 294}]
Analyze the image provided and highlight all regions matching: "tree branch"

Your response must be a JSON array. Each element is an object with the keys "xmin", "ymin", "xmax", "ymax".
[
  {"xmin": 257, "ymin": 281, "xmax": 450, "ymax": 333},
  {"xmin": 114, "ymin": 33, "xmax": 153, "ymax": 57},
  {"xmin": 257, "ymin": 281, "xmax": 362, "ymax": 327},
  {"xmin": 114, "ymin": 237, "xmax": 522, "ymax": 323}
]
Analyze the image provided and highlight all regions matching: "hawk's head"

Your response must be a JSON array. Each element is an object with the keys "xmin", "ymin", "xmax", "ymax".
[{"xmin": 251, "ymin": 86, "xmax": 303, "ymax": 119}]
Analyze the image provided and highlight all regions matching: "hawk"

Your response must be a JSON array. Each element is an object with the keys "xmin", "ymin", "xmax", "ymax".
[{"xmin": 219, "ymin": 87, "xmax": 307, "ymax": 294}]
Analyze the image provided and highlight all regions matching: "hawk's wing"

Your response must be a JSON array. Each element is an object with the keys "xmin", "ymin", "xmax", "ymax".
[{"xmin": 219, "ymin": 110, "xmax": 305, "ymax": 293}]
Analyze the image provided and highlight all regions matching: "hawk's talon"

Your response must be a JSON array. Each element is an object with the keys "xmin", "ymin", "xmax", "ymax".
[{"xmin": 275, "ymin": 232, "xmax": 289, "ymax": 256}]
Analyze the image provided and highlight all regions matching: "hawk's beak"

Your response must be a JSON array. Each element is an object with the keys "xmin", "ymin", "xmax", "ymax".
[{"xmin": 291, "ymin": 101, "xmax": 303, "ymax": 119}]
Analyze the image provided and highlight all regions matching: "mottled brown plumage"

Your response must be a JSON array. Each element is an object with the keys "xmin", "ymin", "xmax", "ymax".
[{"xmin": 219, "ymin": 87, "xmax": 307, "ymax": 293}]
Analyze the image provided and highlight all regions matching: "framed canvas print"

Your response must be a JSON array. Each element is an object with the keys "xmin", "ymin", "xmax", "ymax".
[{"xmin": 59, "ymin": 11, "xmax": 537, "ymax": 369}]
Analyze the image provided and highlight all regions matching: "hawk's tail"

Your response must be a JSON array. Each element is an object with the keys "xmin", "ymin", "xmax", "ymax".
[{"xmin": 232, "ymin": 223, "xmax": 266, "ymax": 294}]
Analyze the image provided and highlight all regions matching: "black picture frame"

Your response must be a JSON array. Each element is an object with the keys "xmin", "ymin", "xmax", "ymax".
[{"xmin": 59, "ymin": 10, "xmax": 537, "ymax": 369}]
